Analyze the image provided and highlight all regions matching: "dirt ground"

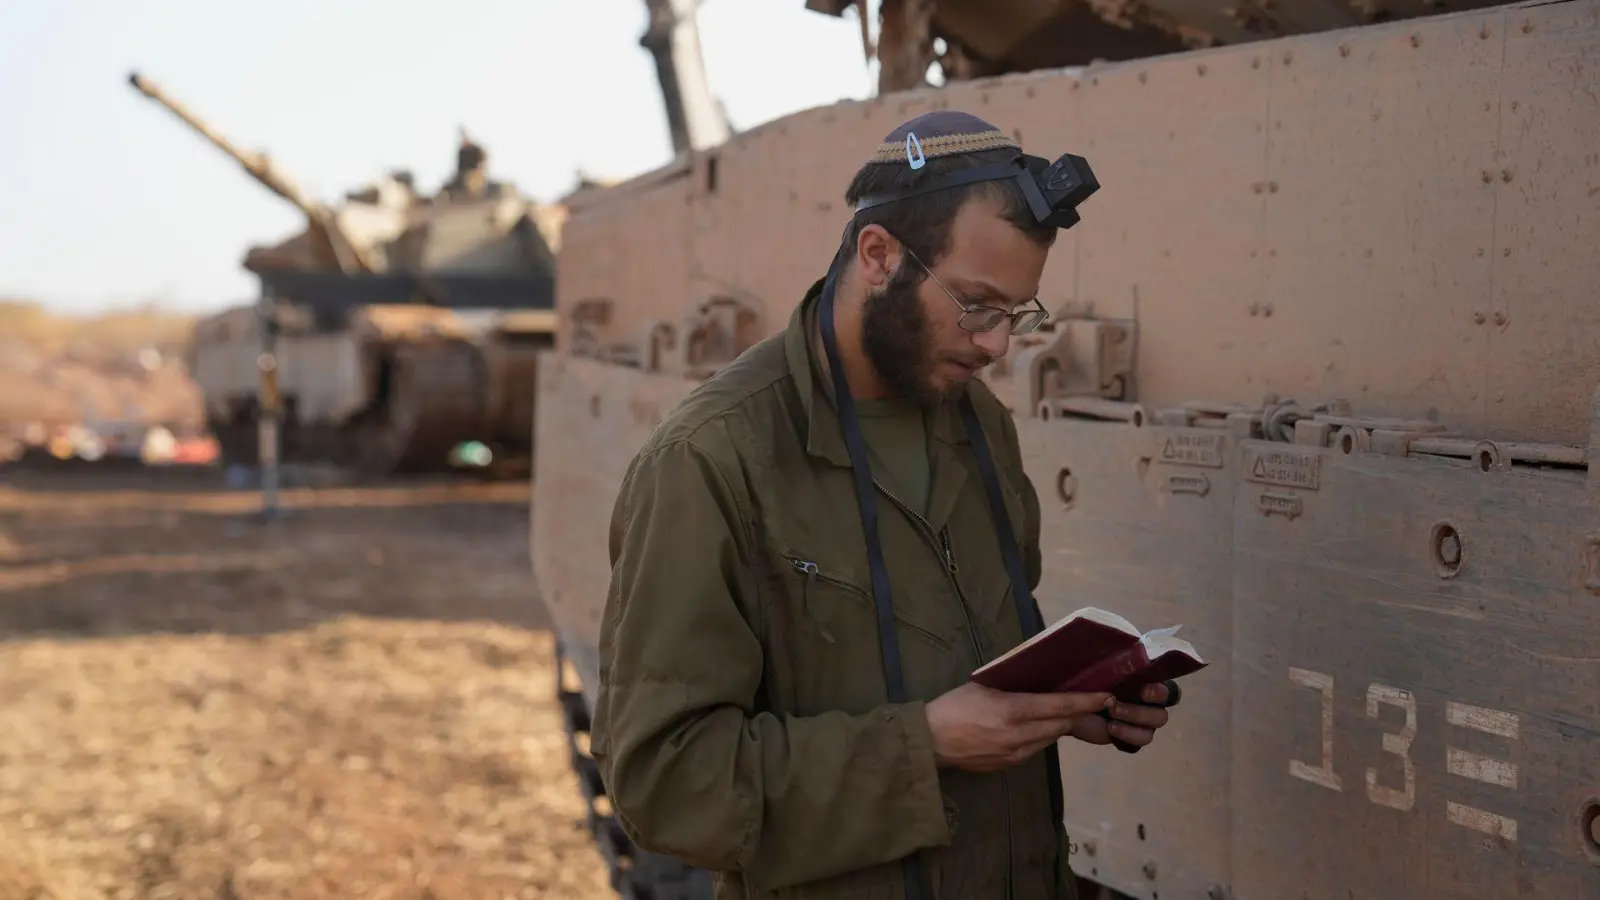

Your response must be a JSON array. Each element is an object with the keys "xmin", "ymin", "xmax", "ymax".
[{"xmin": 0, "ymin": 464, "xmax": 615, "ymax": 900}]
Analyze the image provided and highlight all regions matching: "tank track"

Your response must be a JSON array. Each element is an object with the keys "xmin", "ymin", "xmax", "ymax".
[{"xmin": 554, "ymin": 639, "xmax": 714, "ymax": 900}]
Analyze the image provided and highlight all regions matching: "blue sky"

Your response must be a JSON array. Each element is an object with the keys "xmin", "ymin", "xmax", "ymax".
[{"xmin": 0, "ymin": 0, "xmax": 881, "ymax": 314}]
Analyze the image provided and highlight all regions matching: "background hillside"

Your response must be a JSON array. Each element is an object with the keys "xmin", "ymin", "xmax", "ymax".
[{"xmin": 0, "ymin": 299, "xmax": 205, "ymax": 435}]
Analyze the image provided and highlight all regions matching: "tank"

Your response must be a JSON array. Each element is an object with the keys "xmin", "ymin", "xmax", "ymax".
[
  {"xmin": 807, "ymin": 0, "xmax": 1527, "ymax": 92},
  {"xmin": 130, "ymin": 72, "xmax": 562, "ymax": 475},
  {"xmin": 531, "ymin": 0, "xmax": 1600, "ymax": 898}
]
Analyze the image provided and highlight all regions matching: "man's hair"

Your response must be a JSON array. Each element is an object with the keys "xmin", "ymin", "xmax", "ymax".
[{"xmin": 841, "ymin": 147, "xmax": 1058, "ymax": 275}]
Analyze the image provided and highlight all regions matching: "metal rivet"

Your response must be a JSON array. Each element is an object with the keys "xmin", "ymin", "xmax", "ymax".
[
  {"xmin": 1440, "ymin": 534, "xmax": 1462, "ymax": 566},
  {"xmin": 1432, "ymin": 522, "xmax": 1464, "ymax": 578}
]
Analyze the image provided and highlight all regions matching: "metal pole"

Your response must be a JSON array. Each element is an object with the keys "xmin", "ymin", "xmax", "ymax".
[{"xmin": 256, "ymin": 283, "xmax": 283, "ymax": 519}]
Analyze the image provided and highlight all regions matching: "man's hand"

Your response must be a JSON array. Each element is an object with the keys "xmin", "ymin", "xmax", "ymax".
[
  {"xmin": 924, "ymin": 682, "xmax": 1114, "ymax": 772},
  {"xmin": 1067, "ymin": 681, "xmax": 1175, "ymax": 750}
]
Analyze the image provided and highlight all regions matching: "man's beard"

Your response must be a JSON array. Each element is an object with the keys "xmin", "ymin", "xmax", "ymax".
[{"xmin": 860, "ymin": 261, "xmax": 991, "ymax": 407}]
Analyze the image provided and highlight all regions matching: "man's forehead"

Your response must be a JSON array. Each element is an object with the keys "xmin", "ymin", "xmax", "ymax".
[
  {"xmin": 937, "ymin": 200, "xmax": 1046, "ymax": 305},
  {"xmin": 937, "ymin": 258, "xmax": 1042, "ymax": 310}
]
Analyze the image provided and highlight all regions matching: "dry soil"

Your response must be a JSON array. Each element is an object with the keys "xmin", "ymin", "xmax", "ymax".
[{"xmin": 0, "ymin": 464, "xmax": 614, "ymax": 900}]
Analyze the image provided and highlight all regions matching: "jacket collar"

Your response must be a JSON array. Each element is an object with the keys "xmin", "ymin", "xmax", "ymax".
[
  {"xmin": 782, "ymin": 277, "xmax": 849, "ymax": 467},
  {"xmin": 782, "ymin": 277, "xmax": 974, "ymax": 528}
]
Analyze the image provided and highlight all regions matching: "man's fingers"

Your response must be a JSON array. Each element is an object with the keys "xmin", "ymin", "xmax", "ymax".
[
  {"xmin": 1111, "ymin": 701, "xmax": 1170, "ymax": 730},
  {"xmin": 1015, "ymin": 715, "xmax": 1079, "ymax": 747},
  {"xmin": 1139, "ymin": 680, "xmax": 1182, "ymax": 707},
  {"xmin": 1107, "ymin": 720, "xmax": 1155, "ymax": 747},
  {"xmin": 1068, "ymin": 713, "xmax": 1112, "ymax": 745},
  {"xmin": 1009, "ymin": 691, "xmax": 1114, "ymax": 721}
]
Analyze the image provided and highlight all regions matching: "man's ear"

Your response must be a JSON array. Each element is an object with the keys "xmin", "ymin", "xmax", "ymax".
[{"xmin": 854, "ymin": 224, "xmax": 899, "ymax": 288}]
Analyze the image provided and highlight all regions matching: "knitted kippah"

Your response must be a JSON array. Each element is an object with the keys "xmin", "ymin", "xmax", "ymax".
[{"xmin": 864, "ymin": 110, "xmax": 1020, "ymax": 167}]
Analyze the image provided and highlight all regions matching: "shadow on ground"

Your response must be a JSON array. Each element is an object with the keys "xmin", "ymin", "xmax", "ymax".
[{"xmin": 0, "ymin": 463, "xmax": 554, "ymax": 641}]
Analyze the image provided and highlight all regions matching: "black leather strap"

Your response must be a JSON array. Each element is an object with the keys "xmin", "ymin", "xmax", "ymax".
[
  {"xmin": 817, "ymin": 266, "xmax": 927, "ymax": 900},
  {"xmin": 817, "ymin": 263, "xmax": 1067, "ymax": 899},
  {"xmin": 957, "ymin": 393, "xmax": 1066, "ymax": 888}
]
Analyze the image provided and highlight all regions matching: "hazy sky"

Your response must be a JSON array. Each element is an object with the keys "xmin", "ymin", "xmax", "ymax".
[{"xmin": 0, "ymin": 0, "xmax": 881, "ymax": 315}]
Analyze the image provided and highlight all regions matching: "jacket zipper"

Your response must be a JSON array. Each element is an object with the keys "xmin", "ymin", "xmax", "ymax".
[
  {"xmin": 786, "ymin": 557, "xmax": 950, "ymax": 649},
  {"xmin": 870, "ymin": 479, "xmax": 985, "ymax": 662},
  {"xmin": 789, "ymin": 559, "xmax": 833, "ymax": 643},
  {"xmin": 869, "ymin": 478, "xmax": 1015, "ymax": 898}
]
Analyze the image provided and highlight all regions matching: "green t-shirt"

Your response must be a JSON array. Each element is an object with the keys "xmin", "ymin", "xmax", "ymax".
[{"xmin": 855, "ymin": 395, "xmax": 932, "ymax": 520}]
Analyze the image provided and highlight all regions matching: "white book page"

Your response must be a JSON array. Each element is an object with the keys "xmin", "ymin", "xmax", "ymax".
[
  {"xmin": 1139, "ymin": 629, "xmax": 1203, "ymax": 663},
  {"xmin": 976, "ymin": 607, "xmax": 1150, "ymax": 675}
]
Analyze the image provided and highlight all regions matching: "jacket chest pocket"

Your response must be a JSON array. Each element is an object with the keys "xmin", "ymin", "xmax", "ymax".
[{"xmin": 763, "ymin": 543, "xmax": 962, "ymax": 715}]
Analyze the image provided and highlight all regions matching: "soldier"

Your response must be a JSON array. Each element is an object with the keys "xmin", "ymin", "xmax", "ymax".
[{"xmin": 593, "ymin": 110, "xmax": 1182, "ymax": 900}]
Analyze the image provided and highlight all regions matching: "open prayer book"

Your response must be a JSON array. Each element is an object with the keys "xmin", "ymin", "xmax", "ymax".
[{"xmin": 970, "ymin": 607, "xmax": 1207, "ymax": 698}]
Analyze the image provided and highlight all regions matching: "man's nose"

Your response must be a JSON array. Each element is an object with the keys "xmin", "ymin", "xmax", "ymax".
[{"xmin": 973, "ymin": 326, "xmax": 1011, "ymax": 359}]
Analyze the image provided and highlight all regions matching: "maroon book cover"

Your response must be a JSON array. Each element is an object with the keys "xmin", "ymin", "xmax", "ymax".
[{"xmin": 970, "ymin": 607, "xmax": 1207, "ymax": 699}]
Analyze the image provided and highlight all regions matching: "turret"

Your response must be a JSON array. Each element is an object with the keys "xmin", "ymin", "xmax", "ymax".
[{"xmin": 127, "ymin": 70, "xmax": 379, "ymax": 274}]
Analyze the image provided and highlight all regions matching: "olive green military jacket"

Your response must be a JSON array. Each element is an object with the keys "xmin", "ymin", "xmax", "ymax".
[{"xmin": 591, "ymin": 280, "xmax": 1079, "ymax": 900}]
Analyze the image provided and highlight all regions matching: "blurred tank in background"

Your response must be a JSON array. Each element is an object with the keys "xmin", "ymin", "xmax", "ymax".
[{"xmin": 130, "ymin": 73, "xmax": 563, "ymax": 477}]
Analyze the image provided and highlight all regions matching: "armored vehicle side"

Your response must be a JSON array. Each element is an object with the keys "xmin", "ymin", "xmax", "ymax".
[
  {"xmin": 132, "ymin": 73, "xmax": 561, "ymax": 475},
  {"xmin": 806, "ymin": 0, "xmax": 1529, "ymax": 92},
  {"xmin": 535, "ymin": 1, "xmax": 1599, "ymax": 898}
]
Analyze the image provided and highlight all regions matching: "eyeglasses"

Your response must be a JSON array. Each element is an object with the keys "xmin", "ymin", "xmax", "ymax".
[{"xmin": 900, "ymin": 244, "xmax": 1050, "ymax": 335}]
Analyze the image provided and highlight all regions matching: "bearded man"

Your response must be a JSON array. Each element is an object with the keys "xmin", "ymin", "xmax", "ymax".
[{"xmin": 591, "ymin": 110, "xmax": 1181, "ymax": 900}]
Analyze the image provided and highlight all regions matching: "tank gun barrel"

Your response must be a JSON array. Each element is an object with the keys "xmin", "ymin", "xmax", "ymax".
[
  {"xmin": 127, "ymin": 70, "xmax": 378, "ymax": 274},
  {"xmin": 640, "ymin": 0, "xmax": 731, "ymax": 154},
  {"xmin": 127, "ymin": 71, "xmax": 320, "ymax": 215}
]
